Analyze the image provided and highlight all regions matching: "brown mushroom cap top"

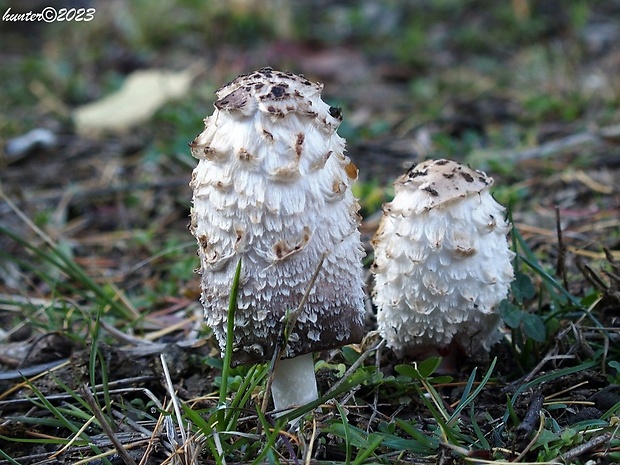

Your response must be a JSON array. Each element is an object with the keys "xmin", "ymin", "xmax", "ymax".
[
  {"xmin": 190, "ymin": 68, "xmax": 365, "ymax": 366},
  {"xmin": 211, "ymin": 67, "xmax": 340, "ymax": 122},
  {"xmin": 394, "ymin": 158, "xmax": 493, "ymax": 212}
]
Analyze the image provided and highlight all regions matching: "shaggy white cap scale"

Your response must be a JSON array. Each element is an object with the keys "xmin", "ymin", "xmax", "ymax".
[
  {"xmin": 190, "ymin": 68, "xmax": 365, "ymax": 366},
  {"xmin": 372, "ymin": 159, "xmax": 515, "ymax": 354}
]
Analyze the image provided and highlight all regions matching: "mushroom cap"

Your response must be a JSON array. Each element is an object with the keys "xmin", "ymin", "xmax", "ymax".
[
  {"xmin": 371, "ymin": 159, "xmax": 515, "ymax": 354},
  {"xmin": 190, "ymin": 68, "xmax": 365, "ymax": 365}
]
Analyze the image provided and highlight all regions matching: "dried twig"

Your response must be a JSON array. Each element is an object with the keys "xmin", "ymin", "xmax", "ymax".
[
  {"xmin": 555, "ymin": 206, "xmax": 569, "ymax": 290},
  {"xmin": 261, "ymin": 253, "xmax": 326, "ymax": 415},
  {"xmin": 0, "ymin": 176, "xmax": 189, "ymax": 214},
  {"xmin": 516, "ymin": 389, "xmax": 545, "ymax": 437},
  {"xmin": 488, "ymin": 125, "xmax": 620, "ymax": 162},
  {"xmin": 513, "ymin": 411, "xmax": 546, "ymax": 462},
  {"xmin": 79, "ymin": 384, "xmax": 138, "ymax": 465},
  {"xmin": 326, "ymin": 335, "xmax": 384, "ymax": 396},
  {"xmin": 559, "ymin": 433, "xmax": 612, "ymax": 462},
  {"xmin": 160, "ymin": 354, "xmax": 187, "ymax": 444}
]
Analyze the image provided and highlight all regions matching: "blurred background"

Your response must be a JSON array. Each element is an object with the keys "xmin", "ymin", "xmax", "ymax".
[{"xmin": 1, "ymin": 0, "xmax": 619, "ymax": 304}]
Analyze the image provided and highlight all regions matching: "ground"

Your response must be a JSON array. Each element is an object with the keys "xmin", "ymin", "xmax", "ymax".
[{"xmin": 0, "ymin": 1, "xmax": 620, "ymax": 464}]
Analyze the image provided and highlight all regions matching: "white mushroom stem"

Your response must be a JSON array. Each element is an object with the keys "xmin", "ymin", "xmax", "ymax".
[{"xmin": 270, "ymin": 353, "xmax": 319, "ymax": 415}]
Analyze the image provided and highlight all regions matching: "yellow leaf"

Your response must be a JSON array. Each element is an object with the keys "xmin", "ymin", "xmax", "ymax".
[{"xmin": 73, "ymin": 65, "xmax": 202, "ymax": 136}]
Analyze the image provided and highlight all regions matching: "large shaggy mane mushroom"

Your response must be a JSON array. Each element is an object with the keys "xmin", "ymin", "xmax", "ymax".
[{"xmin": 189, "ymin": 68, "xmax": 366, "ymax": 413}]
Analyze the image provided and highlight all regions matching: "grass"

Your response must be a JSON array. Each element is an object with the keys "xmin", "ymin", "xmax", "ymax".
[
  {"xmin": 1, "ymin": 0, "xmax": 619, "ymax": 463},
  {"xmin": 1, "ymin": 198, "xmax": 618, "ymax": 462}
]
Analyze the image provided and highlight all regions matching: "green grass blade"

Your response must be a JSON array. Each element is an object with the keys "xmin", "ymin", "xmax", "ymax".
[
  {"xmin": 352, "ymin": 433, "xmax": 383, "ymax": 465},
  {"xmin": 504, "ymin": 393, "xmax": 520, "ymax": 428},
  {"xmin": 502, "ymin": 359, "xmax": 599, "ymax": 431},
  {"xmin": 469, "ymin": 404, "xmax": 491, "ymax": 450},
  {"xmin": 182, "ymin": 405, "xmax": 220, "ymax": 459},
  {"xmin": 411, "ymin": 381, "xmax": 456, "ymax": 444},
  {"xmin": 92, "ymin": 310, "xmax": 113, "ymax": 427},
  {"xmin": 225, "ymin": 364, "xmax": 268, "ymax": 431},
  {"xmin": 0, "ymin": 225, "xmax": 136, "ymax": 320},
  {"xmin": 519, "ymin": 254, "xmax": 580, "ymax": 307},
  {"xmin": 0, "ymin": 448, "xmax": 23, "ymax": 465},
  {"xmin": 218, "ymin": 257, "xmax": 242, "ymax": 430},
  {"xmin": 251, "ymin": 408, "xmax": 285, "ymax": 465},
  {"xmin": 23, "ymin": 381, "xmax": 112, "ymax": 464},
  {"xmin": 395, "ymin": 418, "xmax": 439, "ymax": 452},
  {"xmin": 336, "ymin": 402, "xmax": 352, "ymax": 465},
  {"xmin": 279, "ymin": 367, "xmax": 375, "ymax": 423},
  {"xmin": 448, "ymin": 357, "xmax": 497, "ymax": 427},
  {"xmin": 0, "ymin": 434, "xmax": 73, "ymax": 445}
]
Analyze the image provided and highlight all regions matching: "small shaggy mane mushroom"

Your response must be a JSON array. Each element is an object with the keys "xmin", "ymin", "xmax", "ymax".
[{"xmin": 371, "ymin": 158, "xmax": 515, "ymax": 359}]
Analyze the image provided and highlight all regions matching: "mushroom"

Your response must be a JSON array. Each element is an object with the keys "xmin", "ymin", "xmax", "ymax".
[
  {"xmin": 189, "ymin": 68, "xmax": 365, "ymax": 414},
  {"xmin": 371, "ymin": 158, "xmax": 515, "ymax": 361}
]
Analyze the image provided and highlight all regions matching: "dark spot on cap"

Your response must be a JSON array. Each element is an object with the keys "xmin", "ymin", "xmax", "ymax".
[
  {"xmin": 263, "ymin": 129, "xmax": 274, "ymax": 140},
  {"xmin": 436, "ymin": 159, "xmax": 449, "ymax": 165},
  {"xmin": 479, "ymin": 176, "xmax": 488, "ymax": 184},
  {"xmin": 255, "ymin": 83, "xmax": 264, "ymax": 90},
  {"xmin": 460, "ymin": 172, "xmax": 474, "ymax": 183},
  {"xmin": 329, "ymin": 106, "xmax": 343, "ymax": 120},
  {"xmin": 271, "ymin": 85, "xmax": 285, "ymax": 98},
  {"xmin": 408, "ymin": 168, "xmax": 427, "ymax": 179},
  {"xmin": 443, "ymin": 173, "xmax": 454, "ymax": 179},
  {"xmin": 423, "ymin": 186, "xmax": 439, "ymax": 196}
]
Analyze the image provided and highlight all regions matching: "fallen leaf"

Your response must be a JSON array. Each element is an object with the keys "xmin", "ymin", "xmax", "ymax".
[{"xmin": 73, "ymin": 65, "xmax": 202, "ymax": 136}]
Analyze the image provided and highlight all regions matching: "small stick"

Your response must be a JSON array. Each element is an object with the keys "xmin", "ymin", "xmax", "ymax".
[
  {"xmin": 303, "ymin": 418, "xmax": 318, "ymax": 465},
  {"xmin": 555, "ymin": 206, "xmax": 569, "ymax": 290},
  {"xmin": 513, "ymin": 411, "xmax": 546, "ymax": 462},
  {"xmin": 260, "ymin": 253, "xmax": 326, "ymax": 415},
  {"xmin": 516, "ymin": 389, "xmax": 544, "ymax": 437},
  {"xmin": 79, "ymin": 384, "xmax": 138, "ymax": 465},
  {"xmin": 559, "ymin": 433, "xmax": 612, "ymax": 462},
  {"xmin": 160, "ymin": 354, "xmax": 187, "ymax": 444},
  {"xmin": 326, "ymin": 337, "xmax": 384, "ymax": 396}
]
